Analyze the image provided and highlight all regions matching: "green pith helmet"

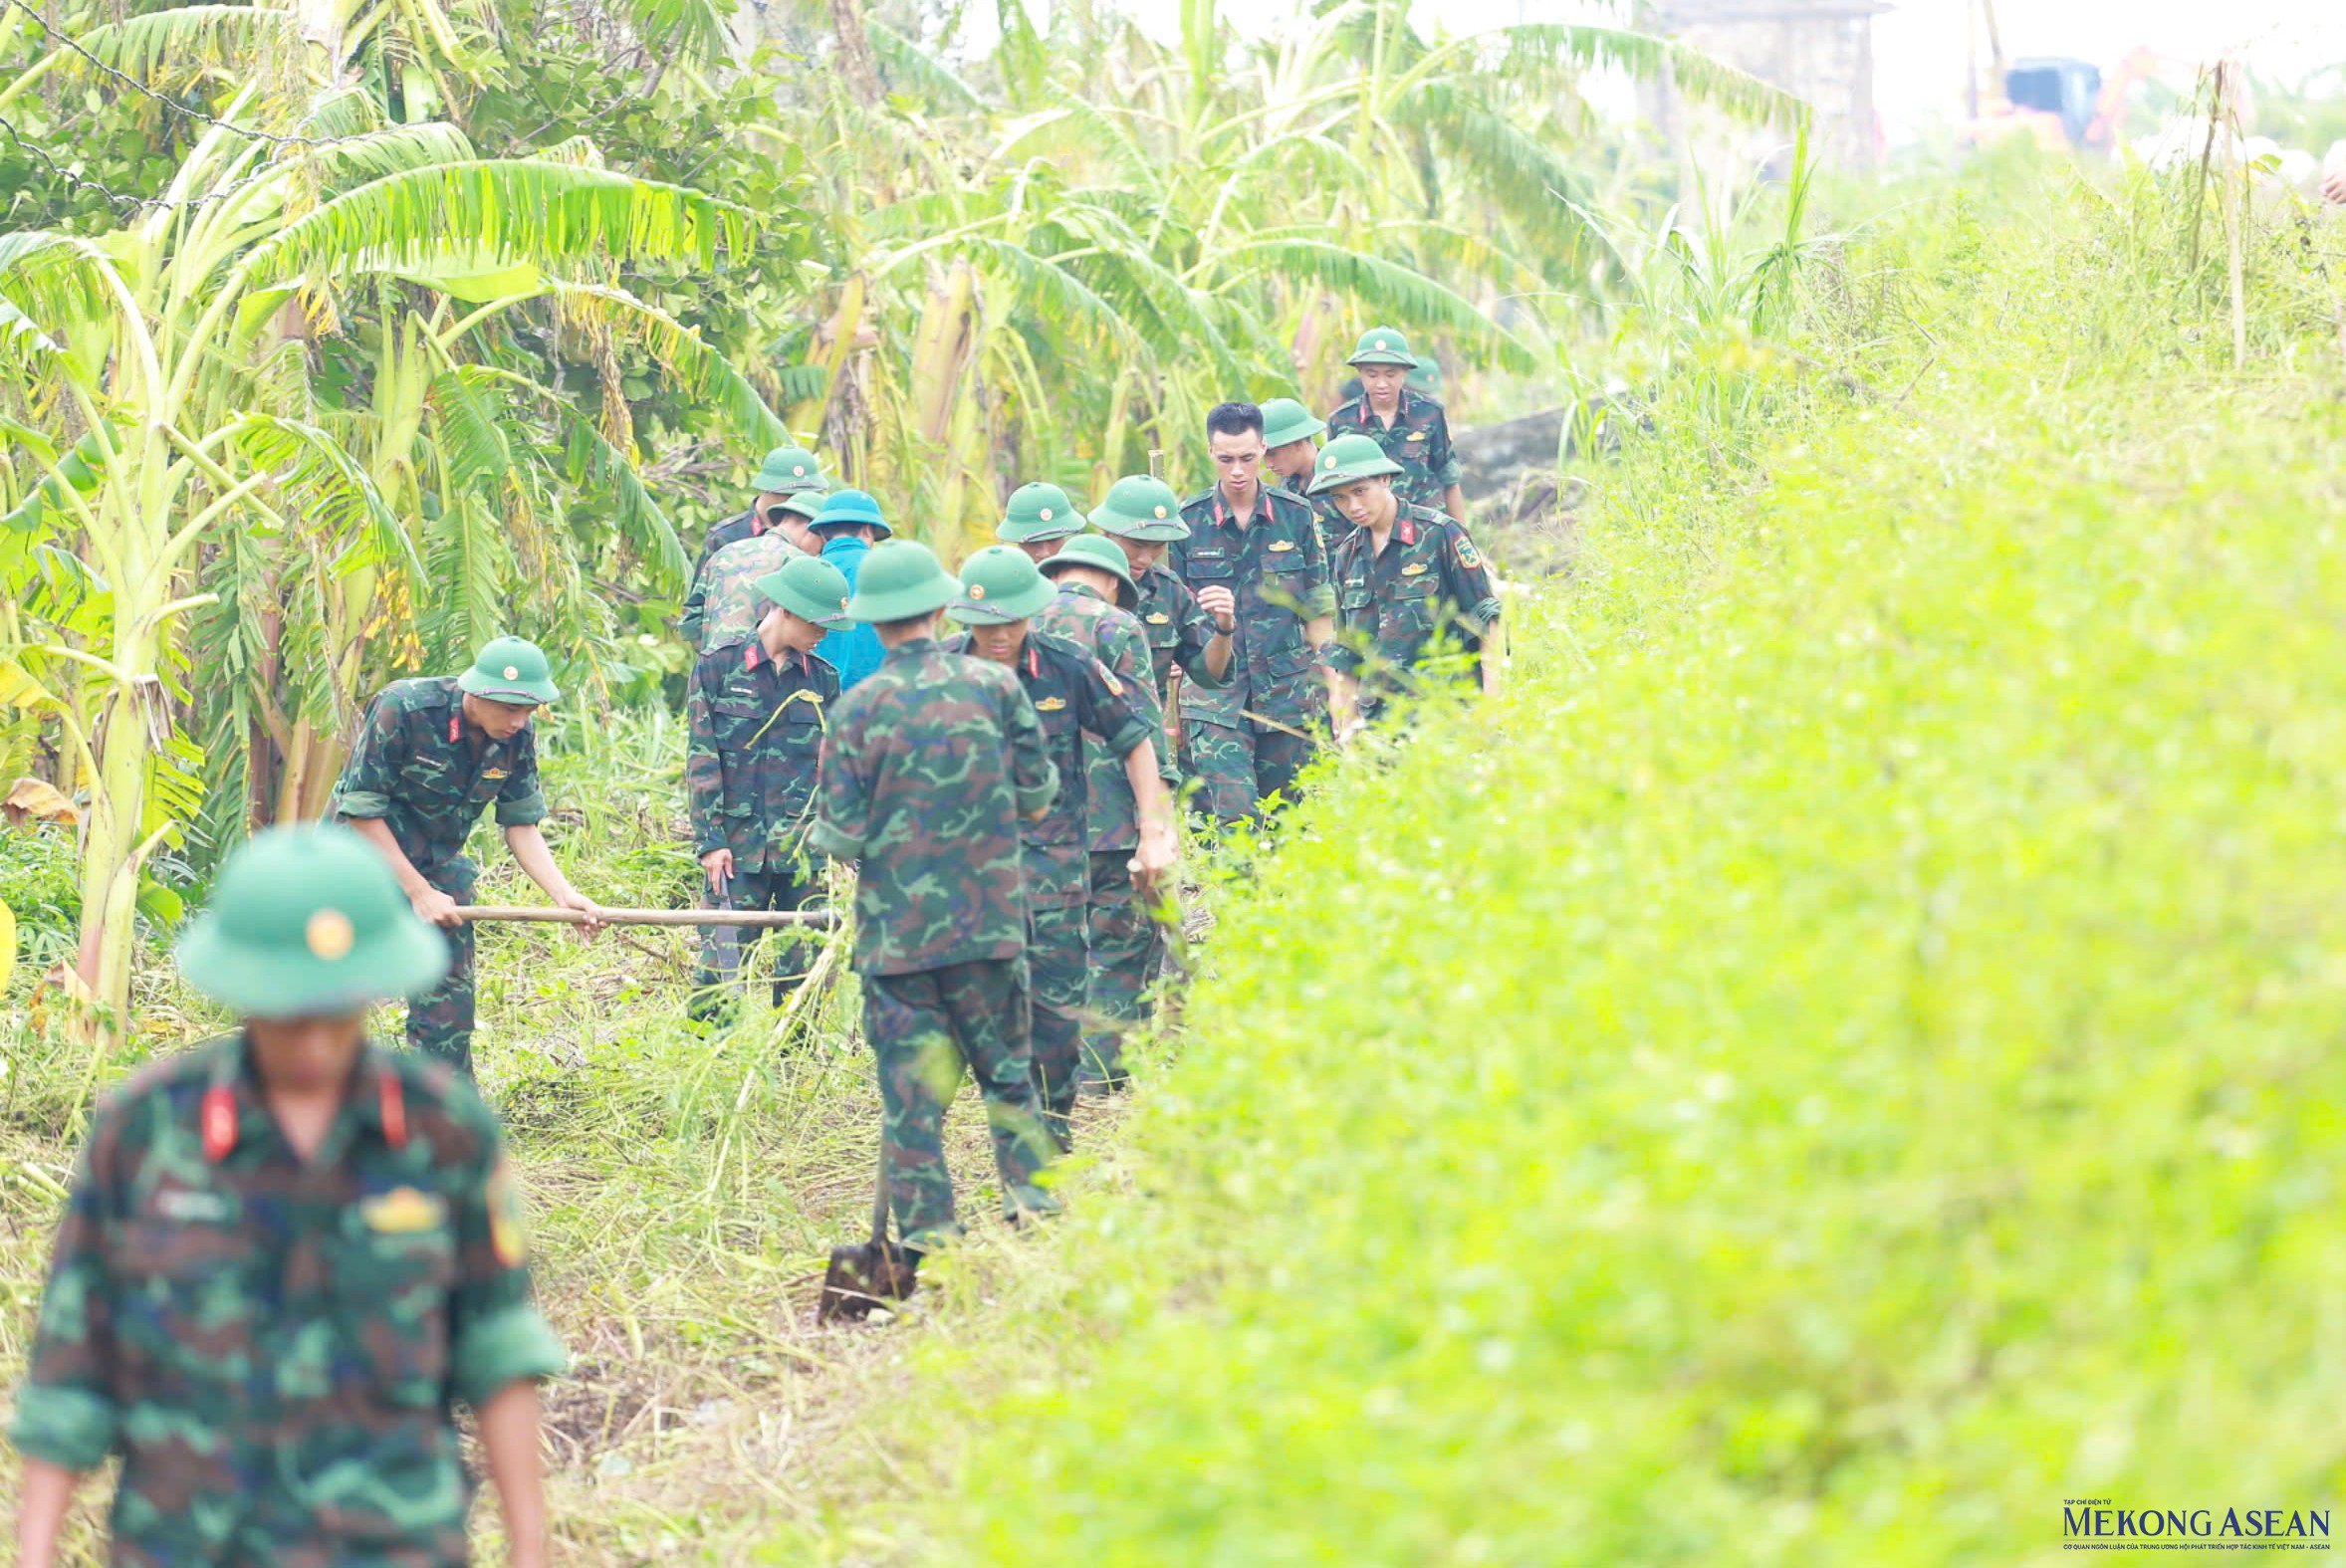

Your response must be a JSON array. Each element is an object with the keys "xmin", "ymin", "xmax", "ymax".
[
  {"xmin": 1346, "ymin": 327, "xmax": 1419, "ymax": 368},
  {"xmin": 754, "ymin": 445, "xmax": 828, "ymax": 495},
  {"xmin": 810, "ymin": 487, "xmax": 894, "ymax": 539},
  {"xmin": 176, "ymin": 824, "xmax": 450, "ymax": 1018},
  {"xmin": 948, "ymin": 545, "xmax": 1057, "ymax": 625},
  {"xmin": 1089, "ymin": 475, "xmax": 1190, "ymax": 542},
  {"xmin": 454, "ymin": 636, "xmax": 561, "ymax": 705},
  {"xmin": 1259, "ymin": 397, "xmax": 1327, "ymax": 449},
  {"xmin": 843, "ymin": 540, "xmax": 959, "ymax": 623},
  {"xmin": 755, "ymin": 556, "xmax": 853, "ymax": 629},
  {"xmin": 998, "ymin": 482, "xmax": 1087, "ymax": 544},
  {"xmin": 1038, "ymin": 533, "xmax": 1139, "ymax": 610},
  {"xmin": 771, "ymin": 489, "xmax": 826, "ymax": 523},
  {"xmin": 1306, "ymin": 433, "xmax": 1407, "ymax": 496}
]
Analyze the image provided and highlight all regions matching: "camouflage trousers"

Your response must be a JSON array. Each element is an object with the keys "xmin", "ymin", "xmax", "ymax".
[
  {"xmin": 1081, "ymin": 849, "xmax": 1162, "ymax": 1086},
  {"xmin": 1027, "ymin": 900, "xmax": 1089, "ymax": 1152},
  {"xmin": 862, "ymin": 958, "xmax": 1057, "ymax": 1251},
  {"xmin": 1182, "ymin": 719, "xmax": 1321, "ymax": 826},
  {"xmin": 691, "ymin": 867, "xmax": 822, "ymax": 1022},
  {"xmin": 408, "ymin": 919, "xmax": 476, "ymax": 1078}
]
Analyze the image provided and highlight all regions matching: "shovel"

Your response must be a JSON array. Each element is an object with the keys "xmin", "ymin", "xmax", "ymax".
[{"xmin": 817, "ymin": 1141, "xmax": 917, "ymax": 1323}]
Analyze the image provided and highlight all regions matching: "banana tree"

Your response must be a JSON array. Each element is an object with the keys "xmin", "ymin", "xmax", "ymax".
[{"xmin": 0, "ymin": 84, "xmax": 759, "ymax": 1056}]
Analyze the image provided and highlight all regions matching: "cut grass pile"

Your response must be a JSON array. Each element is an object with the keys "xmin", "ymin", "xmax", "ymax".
[{"xmin": 782, "ymin": 178, "xmax": 2346, "ymax": 1561}]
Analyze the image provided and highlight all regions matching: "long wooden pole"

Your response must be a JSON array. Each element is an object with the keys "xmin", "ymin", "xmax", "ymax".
[{"xmin": 453, "ymin": 906, "xmax": 839, "ymax": 929}]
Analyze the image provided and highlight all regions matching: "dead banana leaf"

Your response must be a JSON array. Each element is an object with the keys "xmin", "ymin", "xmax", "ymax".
[{"xmin": 2, "ymin": 779, "xmax": 78, "ymax": 827}]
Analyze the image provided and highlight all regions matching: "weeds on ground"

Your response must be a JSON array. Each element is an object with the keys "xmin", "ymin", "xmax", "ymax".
[{"xmin": 776, "ymin": 171, "xmax": 2346, "ymax": 1562}]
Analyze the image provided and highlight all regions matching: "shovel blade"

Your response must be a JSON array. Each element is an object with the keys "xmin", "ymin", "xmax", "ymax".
[{"xmin": 818, "ymin": 1242, "xmax": 916, "ymax": 1322}]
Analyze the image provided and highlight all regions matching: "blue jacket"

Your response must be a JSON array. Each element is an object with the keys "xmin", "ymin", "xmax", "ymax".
[{"xmin": 817, "ymin": 536, "xmax": 886, "ymax": 690}]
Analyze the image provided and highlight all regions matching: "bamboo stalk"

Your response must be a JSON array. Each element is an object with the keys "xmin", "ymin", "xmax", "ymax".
[{"xmin": 452, "ymin": 906, "xmax": 839, "ymax": 929}]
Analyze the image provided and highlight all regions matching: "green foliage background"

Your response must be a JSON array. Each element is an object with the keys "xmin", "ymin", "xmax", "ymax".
[{"xmin": 767, "ymin": 171, "xmax": 2346, "ymax": 1561}]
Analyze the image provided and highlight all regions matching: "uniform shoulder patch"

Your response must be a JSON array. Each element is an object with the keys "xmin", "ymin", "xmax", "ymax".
[
  {"xmin": 1094, "ymin": 661, "xmax": 1125, "ymax": 698},
  {"xmin": 1453, "ymin": 533, "xmax": 1484, "ymax": 569}
]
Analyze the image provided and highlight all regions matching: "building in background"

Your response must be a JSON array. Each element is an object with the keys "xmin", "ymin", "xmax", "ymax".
[{"xmin": 1643, "ymin": 0, "xmax": 1889, "ymax": 172}]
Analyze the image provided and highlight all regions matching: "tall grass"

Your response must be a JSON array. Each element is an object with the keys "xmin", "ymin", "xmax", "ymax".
[{"xmin": 774, "ymin": 168, "xmax": 2346, "ymax": 1561}]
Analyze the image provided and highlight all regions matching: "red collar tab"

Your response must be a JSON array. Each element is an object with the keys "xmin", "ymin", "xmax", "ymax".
[
  {"xmin": 378, "ymin": 1067, "xmax": 408, "ymax": 1149},
  {"xmin": 201, "ymin": 1082, "xmax": 238, "ymax": 1162},
  {"xmin": 744, "ymin": 642, "xmax": 762, "ymax": 670},
  {"xmin": 448, "ymin": 712, "xmax": 461, "ymax": 745},
  {"xmin": 1397, "ymin": 514, "xmax": 1418, "ymax": 547},
  {"xmin": 1025, "ymin": 642, "xmax": 1041, "ymax": 678}
]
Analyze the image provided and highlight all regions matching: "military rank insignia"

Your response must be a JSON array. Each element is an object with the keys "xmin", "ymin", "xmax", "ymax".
[{"xmin": 363, "ymin": 1187, "xmax": 448, "ymax": 1233}]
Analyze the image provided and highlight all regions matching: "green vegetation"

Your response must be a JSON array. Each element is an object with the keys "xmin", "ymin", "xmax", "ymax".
[{"xmin": 747, "ymin": 174, "xmax": 2346, "ymax": 1559}]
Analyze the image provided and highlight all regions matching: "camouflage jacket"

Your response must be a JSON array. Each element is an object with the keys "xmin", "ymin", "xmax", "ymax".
[
  {"xmin": 1132, "ymin": 562, "xmax": 1228, "ymax": 705},
  {"xmin": 1281, "ymin": 469, "xmax": 1347, "ymax": 557},
  {"xmin": 685, "ymin": 640, "xmax": 839, "ymax": 870},
  {"xmin": 1329, "ymin": 504, "xmax": 1501, "ymax": 711},
  {"xmin": 331, "ymin": 677, "xmax": 546, "ymax": 895},
  {"xmin": 1034, "ymin": 581, "xmax": 1171, "ymax": 852},
  {"xmin": 809, "ymin": 638, "xmax": 1059, "ymax": 974},
  {"xmin": 1172, "ymin": 484, "xmax": 1335, "ymax": 733},
  {"xmin": 10, "ymin": 1034, "xmax": 567, "ymax": 1566},
  {"xmin": 944, "ymin": 628, "xmax": 1150, "ymax": 905},
  {"xmin": 678, "ymin": 508, "xmax": 763, "ymax": 646},
  {"xmin": 693, "ymin": 532, "xmax": 811, "ymax": 653},
  {"xmin": 1325, "ymin": 389, "xmax": 1463, "ymax": 513}
]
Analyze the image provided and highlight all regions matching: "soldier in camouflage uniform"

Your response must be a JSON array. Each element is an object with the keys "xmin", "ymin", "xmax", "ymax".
[
  {"xmin": 1091, "ymin": 476, "xmax": 1234, "ymax": 718},
  {"xmin": 1173, "ymin": 403, "xmax": 1339, "ymax": 826},
  {"xmin": 10, "ymin": 825, "xmax": 567, "ymax": 1568},
  {"xmin": 685, "ymin": 557, "xmax": 851, "ymax": 1023},
  {"xmin": 1034, "ymin": 533, "xmax": 1179, "ymax": 1090},
  {"xmin": 688, "ymin": 488, "xmax": 824, "ymax": 654},
  {"xmin": 1324, "ymin": 329, "xmax": 1467, "ymax": 521},
  {"xmin": 1309, "ymin": 434, "xmax": 1504, "ymax": 727},
  {"xmin": 678, "ymin": 445, "xmax": 828, "ymax": 645},
  {"xmin": 810, "ymin": 542, "xmax": 1061, "ymax": 1267},
  {"xmin": 995, "ymin": 481, "xmax": 1086, "ymax": 564},
  {"xmin": 333, "ymin": 638, "xmax": 603, "ymax": 1078},
  {"xmin": 946, "ymin": 548, "xmax": 1173, "ymax": 1146},
  {"xmin": 1260, "ymin": 397, "xmax": 1344, "ymax": 554}
]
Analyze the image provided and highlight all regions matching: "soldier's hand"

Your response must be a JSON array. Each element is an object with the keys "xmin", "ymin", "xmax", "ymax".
[
  {"xmin": 1196, "ymin": 584, "xmax": 1237, "ymax": 631},
  {"xmin": 412, "ymin": 886, "xmax": 464, "ymax": 928},
  {"xmin": 555, "ymin": 887, "xmax": 606, "ymax": 940},
  {"xmin": 2326, "ymin": 168, "xmax": 2346, "ymax": 203},
  {"xmin": 1131, "ymin": 822, "xmax": 1179, "ymax": 901},
  {"xmin": 700, "ymin": 847, "xmax": 734, "ymax": 897}
]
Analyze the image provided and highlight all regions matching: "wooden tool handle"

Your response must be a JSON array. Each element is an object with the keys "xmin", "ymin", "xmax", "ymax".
[{"xmin": 452, "ymin": 905, "xmax": 839, "ymax": 929}]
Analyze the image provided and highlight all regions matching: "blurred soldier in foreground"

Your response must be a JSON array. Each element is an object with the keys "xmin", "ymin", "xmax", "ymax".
[
  {"xmin": 10, "ymin": 825, "xmax": 568, "ymax": 1568},
  {"xmin": 333, "ymin": 637, "xmax": 603, "ymax": 1077}
]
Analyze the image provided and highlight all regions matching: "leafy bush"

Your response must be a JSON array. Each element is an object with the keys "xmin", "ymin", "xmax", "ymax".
[{"xmin": 810, "ymin": 175, "xmax": 2346, "ymax": 1562}]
